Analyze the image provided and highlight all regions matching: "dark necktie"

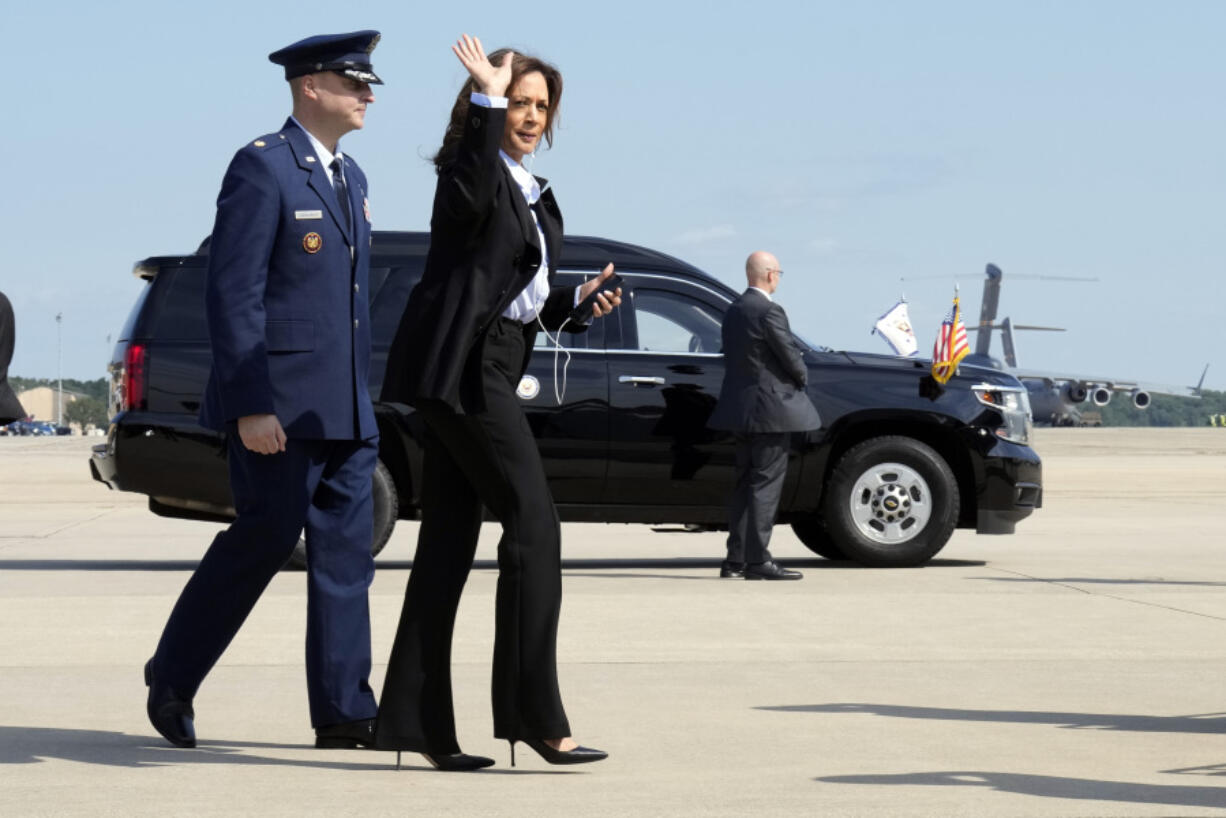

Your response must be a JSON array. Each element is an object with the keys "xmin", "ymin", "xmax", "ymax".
[{"xmin": 330, "ymin": 157, "xmax": 351, "ymax": 233}]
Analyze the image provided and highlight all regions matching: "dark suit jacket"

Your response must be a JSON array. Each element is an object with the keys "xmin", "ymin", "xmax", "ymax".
[
  {"xmin": 707, "ymin": 288, "xmax": 821, "ymax": 433},
  {"xmin": 199, "ymin": 119, "xmax": 377, "ymax": 440},
  {"xmin": 382, "ymin": 103, "xmax": 581, "ymax": 413},
  {"xmin": 0, "ymin": 291, "xmax": 26, "ymax": 423}
]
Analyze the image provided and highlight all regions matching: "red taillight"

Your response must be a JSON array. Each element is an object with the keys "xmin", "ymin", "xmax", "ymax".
[{"xmin": 124, "ymin": 343, "xmax": 148, "ymax": 411}]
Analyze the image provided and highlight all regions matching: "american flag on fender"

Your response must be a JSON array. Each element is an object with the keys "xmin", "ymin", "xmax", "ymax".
[{"xmin": 931, "ymin": 295, "xmax": 969, "ymax": 385}]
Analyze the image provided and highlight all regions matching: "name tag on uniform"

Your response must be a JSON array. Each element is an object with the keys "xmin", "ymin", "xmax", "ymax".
[{"xmin": 295, "ymin": 210, "xmax": 323, "ymax": 220}]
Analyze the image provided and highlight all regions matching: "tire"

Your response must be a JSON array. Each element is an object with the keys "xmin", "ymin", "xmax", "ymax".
[
  {"xmin": 285, "ymin": 459, "xmax": 399, "ymax": 571},
  {"xmin": 821, "ymin": 436, "xmax": 958, "ymax": 567},
  {"xmin": 791, "ymin": 515, "xmax": 848, "ymax": 560}
]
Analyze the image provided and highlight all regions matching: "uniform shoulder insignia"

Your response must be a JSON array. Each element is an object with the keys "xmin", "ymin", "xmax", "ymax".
[{"xmin": 248, "ymin": 133, "xmax": 284, "ymax": 150}]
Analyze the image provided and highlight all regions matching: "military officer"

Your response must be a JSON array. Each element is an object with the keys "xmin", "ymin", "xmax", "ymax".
[{"xmin": 144, "ymin": 31, "xmax": 384, "ymax": 750}]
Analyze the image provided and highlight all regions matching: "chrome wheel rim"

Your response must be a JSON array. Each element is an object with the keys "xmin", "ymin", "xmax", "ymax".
[{"xmin": 848, "ymin": 461, "xmax": 932, "ymax": 544}]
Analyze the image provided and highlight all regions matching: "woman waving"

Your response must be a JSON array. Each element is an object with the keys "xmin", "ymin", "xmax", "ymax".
[{"xmin": 377, "ymin": 35, "xmax": 620, "ymax": 771}]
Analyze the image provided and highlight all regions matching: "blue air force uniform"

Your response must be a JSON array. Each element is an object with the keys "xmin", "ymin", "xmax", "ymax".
[
  {"xmin": 199, "ymin": 123, "xmax": 377, "ymax": 440},
  {"xmin": 148, "ymin": 31, "xmax": 384, "ymax": 737}
]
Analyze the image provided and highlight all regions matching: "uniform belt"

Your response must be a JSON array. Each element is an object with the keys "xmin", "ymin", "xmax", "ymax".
[{"xmin": 495, "ymin": 316, "xmax": 526, "ymax": 330}]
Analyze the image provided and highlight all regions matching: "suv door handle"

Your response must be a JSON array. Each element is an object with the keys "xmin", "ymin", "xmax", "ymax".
[{"xmin": 618, "ymin": 375, "xmax": 666, "ymax": 386}]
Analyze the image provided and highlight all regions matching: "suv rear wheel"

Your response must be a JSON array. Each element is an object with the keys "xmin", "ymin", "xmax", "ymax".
[
  {"xmin": 821, "ymin": 436, "xmax": 958, "ymax": 567},
  {"xmin": 286, "ymin": 459, "xmax": 398, "ymax": 570}
]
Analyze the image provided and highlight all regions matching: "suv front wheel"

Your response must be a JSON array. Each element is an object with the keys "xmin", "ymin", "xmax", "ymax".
[
  {"xmin": 821, "ymin": 436, "xmax": 958, "ymax": 567},
  {"xmin": 791, "ymin": 515, "xmax": 848, "ymax": 561},
  {"xmin": 286, "ymin": 459, "xmax": 398, "ymax": 570}
]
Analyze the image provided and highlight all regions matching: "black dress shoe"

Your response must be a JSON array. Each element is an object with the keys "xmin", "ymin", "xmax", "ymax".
[
  {"xmin": 144, "ymin": 659, "xmax": 196, "ymax": 748},
  {"xmin": 719, "ymin": 560, "xmax": 745, "ymax": 578},
  {"xmin": 510, "ymin": 738, "xmax": 608, "ymax": 766},
  {"xmin": 744, "ymin": 560, "xmax": 802, "ymax": 580},
  {"xmin": 315, "ymin": 718, "xmax": 376, "ymax": 749}
]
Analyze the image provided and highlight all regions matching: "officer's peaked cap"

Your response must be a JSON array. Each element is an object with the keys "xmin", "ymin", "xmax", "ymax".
[{"xmin": 269, "ymin": 30, "xmax": 383, "ymax": 85}]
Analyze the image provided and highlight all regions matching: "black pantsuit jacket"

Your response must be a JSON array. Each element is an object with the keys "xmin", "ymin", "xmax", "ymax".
[{"xmin": 382, "ymin": 103, "xmax": 578, "ymax": 413}]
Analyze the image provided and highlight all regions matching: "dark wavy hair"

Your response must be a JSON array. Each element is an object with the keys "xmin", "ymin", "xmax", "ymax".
[{"xmin": 433, "ymin": 48, "xmax": 563, "ymax": 172}]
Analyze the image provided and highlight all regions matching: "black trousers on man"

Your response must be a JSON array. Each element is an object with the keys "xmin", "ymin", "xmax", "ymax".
[
  {"xmin": 725, "ymin": 432, "xmax": 789, "ymax": 564},
  {"xmin": 151, "ymin": 434, "xmax": 378, "ymax": 728},
  {"xmin": 375, "ymin": 318, "xmax": 571, "ymax": 753}
]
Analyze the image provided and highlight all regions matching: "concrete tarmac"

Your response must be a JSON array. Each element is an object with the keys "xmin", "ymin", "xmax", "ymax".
[{"xmin": 2, "ymin": 429, "xmax": 1225, "ymax": 817}]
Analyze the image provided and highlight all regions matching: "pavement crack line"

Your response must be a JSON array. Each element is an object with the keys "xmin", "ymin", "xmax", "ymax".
[
  {"xmin": 990, "ymin": 566, "xmax": 1226, "ymax": 622},
  {"xmin": 5, "ymin": 509, "xmax": 117, "ymax": 540}
]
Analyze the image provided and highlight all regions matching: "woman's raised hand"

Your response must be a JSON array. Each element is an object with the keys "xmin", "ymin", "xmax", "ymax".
[{"xmin": 451, "ymin": 34, "xmax": 513, "ymax": 97}]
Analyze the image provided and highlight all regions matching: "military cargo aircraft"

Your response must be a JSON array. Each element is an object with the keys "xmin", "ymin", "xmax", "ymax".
[{"xmin": 961, "ymin": 264, "xmax": 1205, "ymax": 426}]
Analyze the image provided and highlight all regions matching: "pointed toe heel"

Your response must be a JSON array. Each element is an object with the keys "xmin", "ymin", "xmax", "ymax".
[
  {"xmin": 421, "ymin": 752, "xmax": 495, "ymax": 772},
  {"xmin": 519, "ymin": 737, "xmax": 608, "ymax": 765}
]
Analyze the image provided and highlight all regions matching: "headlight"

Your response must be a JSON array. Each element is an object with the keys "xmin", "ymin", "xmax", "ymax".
[{"xmin": 972, "ymin": 384, "xmax": 1032, "ymax": 445}]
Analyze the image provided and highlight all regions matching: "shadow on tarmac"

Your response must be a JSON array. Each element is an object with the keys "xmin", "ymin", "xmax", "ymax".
[
  {"xmin": 814, "ymin": 770, "xmax": 1226, "ymax": 809},
  {"xmin": 0, "ymin": 726, "xmax": 386, "ymax": 770},
  {"xmin": 975, "ymin": 576, "xmax": 1226, "ymax": 587},
  {"xmin": 758, "ymin": 702, "xmax": 1226, "ymax": 733},
  {"xmin": 0, "ymin": 557, "xmax": 986, "ymax": 573},
  {"xmin": 0, "ymin": 726, "xmax": 572, "ymax": 774}
]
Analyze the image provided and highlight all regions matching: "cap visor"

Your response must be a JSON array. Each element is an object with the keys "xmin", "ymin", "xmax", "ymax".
[{"xmin": 341, "ymin": 68, "xmax": 383, "ymax": 85}]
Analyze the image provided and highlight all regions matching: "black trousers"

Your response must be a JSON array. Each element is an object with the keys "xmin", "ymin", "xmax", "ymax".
[
  {"xmin": 375, "ymin": 318, "xmax": 570, "ymax": 753},
  {"xmin": 151, "ymin": 435, "xmax": 378, "ymax": 728},
  {"xmin": 725, "ymin": 432, "xmax": 789, "ymax": 564}
]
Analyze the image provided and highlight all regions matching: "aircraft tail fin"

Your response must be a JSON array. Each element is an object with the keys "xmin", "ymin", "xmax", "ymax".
[
  {"xmin": 1000, "ymin": 318, "xmax": 1018, "ymax": 368},
  {"xmin": 974, "ymin": 264, "xmax": 1002, "ymax": 356}
]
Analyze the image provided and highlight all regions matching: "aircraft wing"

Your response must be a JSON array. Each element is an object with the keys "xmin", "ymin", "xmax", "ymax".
[{"xmin": 1010, "ymin": 368, "xmax": 1202, "ymax": 399}]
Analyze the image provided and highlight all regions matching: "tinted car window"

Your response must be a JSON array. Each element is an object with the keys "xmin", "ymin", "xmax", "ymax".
[
  {"xmin": 369, "ymin": 265, "xmax": 418, "ymax": 345},
  {"xmin": 626, "ymin": 288, "xmax": 723, "ymax": 354},
  {"xmin": 152, "ymin": 270, "xmax": 209, "ymax": 341},
  {"xmin": 117, "ymin": 279, "xmax": 154, "ymax": 342}
]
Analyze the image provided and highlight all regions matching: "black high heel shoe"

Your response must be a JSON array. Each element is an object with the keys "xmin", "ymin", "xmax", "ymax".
[
  {"xmin": 509, "ymin": 738, "xmax": 608, "ymax": 766},
  {"xmin": 395, "ymin": 750, "xmax": 494, "ymax": 771}
]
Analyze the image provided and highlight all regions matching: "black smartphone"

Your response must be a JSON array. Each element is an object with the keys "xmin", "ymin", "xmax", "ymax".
[{"xmin": 568, "ymin": 273, "xmax": 624, "ymax": 324}]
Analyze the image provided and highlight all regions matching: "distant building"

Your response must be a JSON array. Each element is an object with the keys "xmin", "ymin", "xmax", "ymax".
[{"xmin": 15, "ymin": 386, "xmax": 88, "ymax": 422}]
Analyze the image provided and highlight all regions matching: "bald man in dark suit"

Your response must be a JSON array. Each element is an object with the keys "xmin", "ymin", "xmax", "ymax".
[{"xmin": 708, "ymin": 251, "xmax": 821, "ymax": 580}]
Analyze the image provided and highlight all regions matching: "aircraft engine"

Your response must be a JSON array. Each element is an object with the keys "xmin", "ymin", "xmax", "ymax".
[
  {"xmin": 1091, "ymin": 387, "xmax": 1112, "ymax": 406},
  {"xmin": 1061, "ymin": 382, "xmax": 1089, "ymax": 404},
  {"xmin": 1131, "ymin": 389, "xmax": 1151, "ymax": 409}
]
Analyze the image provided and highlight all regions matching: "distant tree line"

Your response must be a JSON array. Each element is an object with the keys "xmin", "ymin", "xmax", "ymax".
[
  {"xmin": 1098, "ymin": 388, "xmax": 1226, "ymax": 427},
  {"xmin": 10, "ymin": 376, "xmax": 108, "ymax": 402}
]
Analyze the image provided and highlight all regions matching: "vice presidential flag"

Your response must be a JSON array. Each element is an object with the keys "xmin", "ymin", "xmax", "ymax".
[
  {"xmin": 872, "ymin": 301, "xmax": 919, "ymax": 357},
  {"xmin": 931, "ymin": 295, "xmax": 969, "ymax": 384}
]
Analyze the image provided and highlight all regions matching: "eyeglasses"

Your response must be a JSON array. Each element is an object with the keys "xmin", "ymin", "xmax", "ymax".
[{"xmin": 767, "ymin": 268, "xmax": 784, "ymax": 277}]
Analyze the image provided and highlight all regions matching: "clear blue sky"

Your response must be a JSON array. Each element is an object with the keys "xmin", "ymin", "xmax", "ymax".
[{"xmin": 4, "ymin": 0, "xmax": 1223, "ymax": 392}]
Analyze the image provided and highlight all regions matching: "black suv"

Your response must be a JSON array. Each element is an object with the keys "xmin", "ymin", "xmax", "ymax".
[{"xmin": 90, "ymin": 231, "xmax": 1042, "ymax": 568}]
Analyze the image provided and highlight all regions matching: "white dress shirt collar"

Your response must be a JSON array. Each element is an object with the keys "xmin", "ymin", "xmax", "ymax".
[
  {"xmin": 289, "ymin": 116, "xmax": 343, "ymax": 183},
  {"xmin": 749, "ymin": 286, "xmax": 773, "ymax": 302},
  {"xmin": 500, "ymin": 150, "xmax": 541, "ymax": 205}
]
